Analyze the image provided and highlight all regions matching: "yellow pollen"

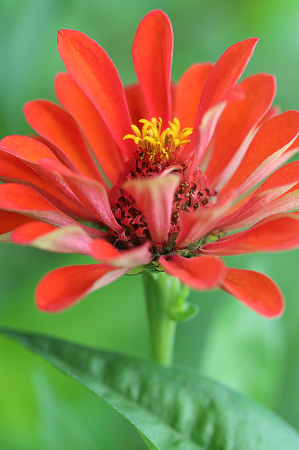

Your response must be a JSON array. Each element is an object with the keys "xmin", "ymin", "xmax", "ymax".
[{"xmin": 123, "ymin": 117, "xmax": 193, "ymax": 160}]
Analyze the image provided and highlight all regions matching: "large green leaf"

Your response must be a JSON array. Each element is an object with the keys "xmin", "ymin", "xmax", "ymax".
[{"xmin": 1, "ymin": 327, "xmax": 299, "ymax": 450}]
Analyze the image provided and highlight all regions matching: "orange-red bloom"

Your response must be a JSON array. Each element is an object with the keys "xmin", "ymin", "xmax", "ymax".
[{"xmin": 1, "ymin": 10, "xmax": 299, "ymax": 316}]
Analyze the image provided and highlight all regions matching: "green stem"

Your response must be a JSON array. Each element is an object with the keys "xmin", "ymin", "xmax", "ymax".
[{"xmin": 142, "ymin": 269, "xmax": 189, "ymax": 366}]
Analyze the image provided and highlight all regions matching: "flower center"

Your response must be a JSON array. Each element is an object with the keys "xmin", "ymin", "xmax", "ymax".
[
  {"xmin": 123, "ymin": 117, "xmax": 193, "ymax": 161},
  {"xmin": 108, "ymin": 117, "xmax": 216, "ymax": 252}
]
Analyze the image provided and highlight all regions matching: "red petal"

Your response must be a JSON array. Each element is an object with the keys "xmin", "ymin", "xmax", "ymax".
[
  {"xmin": 36, "ymin": 264, "xmax": 127, "ymax": 312},
  {"xmin": 0, "ymin": 183, "xmax": 103, "ymax": 239},
  {"xmin": 55, "ymin": 72, "xmax": 125, "ymax": 185},
  {"xmin": 221, "ymin": 268, "xmax": 284, "ymax": 317},
  {"xmin": 219, "ymin": 111, "xmax": 299, "ymax": 197},
  {"xmin": 175, "ymin": 63, "xmax": 213, "ymax": 129},
  {"xmin": 159, "ymin": 254, "xmax": 225, "ymax": 290},
  {"xmin": 12, "ymin": 222, "xmax": 57, "ymax": 243},
  {"xmin": 176, "ymin": 195, "xmax": 234, "ymax": 247},
  {"xmin": 0, "ymin": 147, "xmax": 50, "ymax": 187},
  {"xmin": 218, "ymin": 161, "xmax": 299, "ymax": 230},
  {"xmin": 123, "ymin": 174, "xmax": 180, "ymax": 245},
  {"xmin": 181, "ymin": 101, "xmax": 228, "ymax": 179},
  {"xmin": 125, "ymin": 84, "xmax": 148, "ymax": 126},
  {"xmin": 0, "ymin": 210, "xmax": 32, "ymax": 235},
  {"xmin": 206, "ymin": 74, "xmax": 276, "ymax": 186},
  {"xmin": 132, "ymin": 10, "xmax": 173, "ymax": 125},
  {"xmin": 11, "ymin": 223, "xmax": 92, "ymax": 255},
  {"xmin": 24, "ymin": 100, "xmax": 102, "ymax": 181},
  {"xmin": 202, "ymin": 215, "xmax": 299, "ymax": 255},
  {"xmin": 0, "ymin": 135, "xmax": 89, "ymax": 212},
  {"xmin": 91, "ymin": 239, "xmax": 151, "ymax": 268},
  {"xmin": 40, "ymin": 158, "xmax": 125, "ymax": 235},
  {"xmin": 193, "ymin": 38, "xmax": 258, "ymax": 130},
  {"xmin": 57, "ymin": 29, "xmax": 134, "ymax": 157}
]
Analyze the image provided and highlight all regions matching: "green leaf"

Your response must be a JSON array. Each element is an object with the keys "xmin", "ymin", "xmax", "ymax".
[{"xmin": 1, "ymin": 327, "xmax": 299, "ymax": 450}]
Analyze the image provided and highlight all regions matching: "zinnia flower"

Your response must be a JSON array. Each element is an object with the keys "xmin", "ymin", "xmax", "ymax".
[{"xmin": 1, "ymin": 10, "xmax": 299, "ymax": 316}]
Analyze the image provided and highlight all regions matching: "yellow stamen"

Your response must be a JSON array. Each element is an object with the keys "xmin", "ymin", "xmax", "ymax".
[
  {"xmin": 131, "ymin": 124, "xmax": 141, "ymax": 137},
  {"xmin": 124, "ymin": 117, "xmax": 193, "ymax": 160}
]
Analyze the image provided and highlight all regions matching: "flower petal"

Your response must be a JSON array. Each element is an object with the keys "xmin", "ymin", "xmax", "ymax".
[
  {"xmin": 181, "ymin": 100, "xmax": 229, "ymax": 179},
  {"xmin": 0, "ymin": 147, "xmax": 51, "ymax": 188},
  {"xmin": 193, "ymin": 38, "xmax": 258, "ymax": 130},
  {"xmin": 175, "ymin": 63, "xmax": 213, "ymax": 130},
  {"xmin": 55, "ymin": 72, "xmax": 125, "ymax": 184},
  {"xmin": 219, "ymin": 110, "xmax": 299, "ymax": 198},
  {"xmin": 176, "ymin": 195, "xmax": 234, "ymax": 247},
  {"xmin": 0, "ymin": 210, "xmax": 32, "ymax": 235},
  {"xmin": 0, "ymin": 135, "xmax": 93, "ymax": 216},
  {"xmin": 205, "ymin": 74, "xmax": 276, "ymax": 186},
  {"xmin": 231, "ymin": 190, "xmax": 299, "ymax": 230},
  {"xmin": 39, "ymin": 158, "xmax": 125, "ymax": 235},
  {"xmin": 202, "ymin": 215, "xmax": 299, "ymax": 255},
  {"xmin": 221, "ymin": 268, "xmax": 284, "ymax": 317},
  {"xmin": 132, "ymin": 10, "xmax": 173, "ymax": 125},
  {"xmin": 123, "ymin": 174, "xmax": 180, "ymax": 245},
  {"xmin": 12, "ymin": 223, "xmax": 93, "ymax": 255},
  {"xmin": 159, "ymin": 254, "xmax": 225, "ymax": 290},
  {"xmin": 36, "ymin": 264, "xmax": 127, "ymax": 312},
  {"xmin": 124, "ymin": 84, "xmax": 148, "ymax": 127},
  {"xmin": 0, "ymin": 183, "xmax": 103, "ymax": 238},
  {"xmin": 91, "ymin": 239, "xmax": 151, "ymax": 268},
  {"xmin": 57, "ymin": 29, "xmax": 134, "ymax": 157},
  {"xmin": 24, "ymin": 100, "xmax": 103, "ymax": 181},
  {"xmin": 218, "ymin": 161, "xmax": 299, "ymax": 230}
]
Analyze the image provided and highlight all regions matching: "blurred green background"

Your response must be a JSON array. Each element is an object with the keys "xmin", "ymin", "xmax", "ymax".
[{"xmin": 1, "ymin": 0, "xmax": 299, "ymax": 448}]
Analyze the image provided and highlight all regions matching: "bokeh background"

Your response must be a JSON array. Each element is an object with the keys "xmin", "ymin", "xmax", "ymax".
[{"xmin": 1, "ymin": 0, "xmax": 299, "ymax": 448}]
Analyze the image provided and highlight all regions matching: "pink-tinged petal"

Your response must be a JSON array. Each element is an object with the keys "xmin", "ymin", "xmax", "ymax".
[
  {"xmin": 24, "ymin": 100, "xmax": 103, "ymax": 181},
  {"xmin": 0, "ymin": 147, "xmax": 51, "ymax": 187},
  {"xmin": 175, "ymin": 63, "xmax": 213, "ymax": 130},
  {"xmin": 123, "ymin": 174, "xmax": 180, "ymax": 245},
  {"xmin": 0, "ymin": 150, "xmax": 93, "ymax": 220},
  {"xmin": 202, "ymin": 215, "xmax": 299, "ymax": 256},
  {"xmin": 176, "ymin": 194, "xmax": 235, "ymax": 247},
  {"xmin": 221, "ymin": 268, "xmax": 284, "ymax": 317},
  {"xmin": 0, "ymin": 210, "xmax": 33, "ymax": 235},
  {"xmin": 205, "ymin": 74, "xmax": 276, "ymax": 186},
  {"xmin": 159, "ymin": 254, "xmax": 225, "ymax": 290},
  {"xmin": 218, "ymin": 161, "xmax": 299, "ymax": 230},
  {"xmin": 0, "ymin": 136, "xmax": 96, "ymax": 222},
  {"xmin": 12, "ymin": 223, "xmax": 93, "ymax": 255},
  {"xmin": 55, "ymin": 73, "xmax": 125, "ymax": 185},
  {"xmin": 36, "ymin": 264, "xmax": 127, "ymax": 312},
  {"xmin": 124, "ymin": 84, "xmax": 148, "ymax": 127},
  {"xmin": 91, "ymin": 239, "xmax": 152, "ymax": 268},
  {"xmin": 256, "ymin": 105, "xmax": 280, "ymax": 127},
  {"xmin": 57, "ymin": 29, "xmax": 134, "ymax": 157},
  {"xmin": 182, "ymin": 101, "xmax": 228, "ymax": 179},
  {"xmin": 219, "ymin": 111, "xmax": 299, "ymax": 198},
  {"xmin": 287, "ymin": 134, "xmax": 299, "ymax": 152},
  {"xmin": 40, "ymin": 158, "xmax": 125, "ymax": 235},
  {"xmin": 0, "ymin": 183, "xmax": 103, "ymax": 238},
  {"xmin": 30, "ymin": 134, "xmax": 79, "ymax": 172},
  {"xmin": 232, "ymin": 191, "xmax": 299, "ymax": 231},
  {"xmin": 0, "ymin": 135, "xmax": 86, "ymax": 208},
  {"xmin": 132, "ymin": 10, "xmax": 173, "ymax": 125},
  {"xmin": 12, "ymin": 222, "xmax": 57, "ymax": 243},
  {"xmin": 193, "ymin": 38, "xmax": 258, "ymax": 131}
]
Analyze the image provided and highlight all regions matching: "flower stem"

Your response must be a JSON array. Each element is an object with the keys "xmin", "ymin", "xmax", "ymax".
[{"xmin": 142, "ymin": 269, "xmax": 190, "ymax": 366}]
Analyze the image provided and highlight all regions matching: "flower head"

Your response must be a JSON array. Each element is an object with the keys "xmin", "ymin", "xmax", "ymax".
[{"xmin": 1, "ymin": 10, "xmax": 299, "ymax": 316}]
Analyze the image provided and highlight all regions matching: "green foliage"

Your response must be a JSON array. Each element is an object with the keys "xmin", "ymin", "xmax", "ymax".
[{"xmin": 2, "ymin": 327, "xmax": 299, "ymax": 450}]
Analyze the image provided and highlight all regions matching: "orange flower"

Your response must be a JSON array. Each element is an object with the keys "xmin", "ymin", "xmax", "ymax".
[{"xmin": 1, "ymin": 10, "xmax": 299, "ymax": 316}]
